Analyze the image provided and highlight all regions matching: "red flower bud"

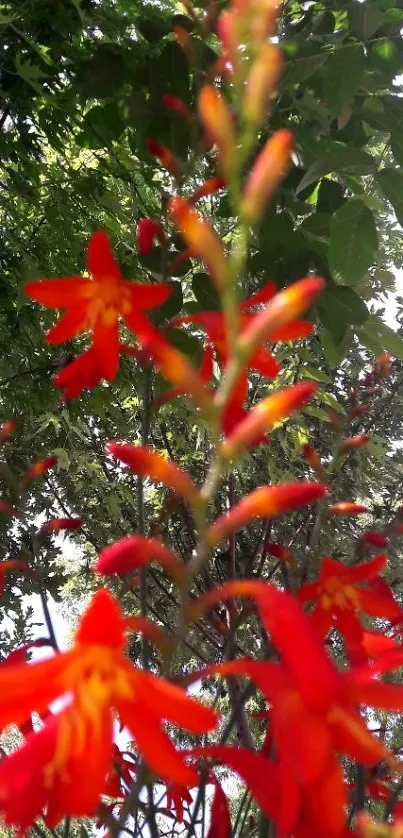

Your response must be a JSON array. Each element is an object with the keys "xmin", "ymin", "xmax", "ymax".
[
  {"xmin": 358, "ymin": 531, "xmax": 389, "ymax": 550},
  {"xmin": 339, "ymin": 435, "xmax": 370, "ymax": 454},
  {"xmin": 137, "ymin": 219, "xmax": 165, "ymax": 256},
  {"xmin": 146, "ymin": 140, "xmax": 179, "ymax": 175},
  {"xmin": 162, "ymin": 94, "xmax": 193, "ymax": 124},
  {"xmin": 327, "ymin": 502, "xmax": 369, "ymax": 517},
  {"xmin": 22, "ymin": 455, "xmax": 58, "ymax": 487},
  {"xmin": 38, "ymin": 518, "xmax": 82, "ymax": 536},
  {"xmin": 0, "ymin": 420, "xmax": 15, "ymax": 446}
]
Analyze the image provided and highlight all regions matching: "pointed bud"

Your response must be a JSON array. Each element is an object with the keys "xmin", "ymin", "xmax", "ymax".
[
  {"xmin": 325, "ymin": 407, "xmax": 341, "ymax": 430},
  {"xmin": 144, "ymin": 332, "xmax": 214, "ymax": 414},
  {"xmin": 198, "ymin": 85, "xmax": 236, "ymax": 179},
  {"xmin": 222, "ymin": 382, "xmax": 318, "ymax": 460},
  {"xmin": 173, "ymin": 25, "xmax": 194, "ymax": 62},
  {"xmin": 373, "ymin": 353, "xmax": 392, "ymax": 378},
  {"xmin": 357, "ymin": 531, "xmax": 389, "ymax": 551},
  {"xmin": 108, "ymin": 443, "xmax": 201, "ymax": 508},
  {"xmin": 96, "ymin": 535, "xmax": 186, "ymax": 584},
  {"xmin": 216, "ymin": 11, "xmax": 240, "ymax": 78},
  {"xmin": 249, "ymin": 0, "xmax": 282, "ymax": 45},
  {"xmin": 146, "ymin": 140, "xmax": 179, "ymax": 175},
  {"xmin": 137, "ymin": 219, "xmax": 165, "ymax": 256},
  {"xmin": 169, "ymin": 197, "xmax": 227, "ymax": 291},
  {"xmin": 302, "ymin": 444, "xmax": 325, "ymax": 478},
  {"xmin": 327, "ymin": 502, "xmax": 369, "ymax": 517},
  {"xmin": 22, "ymin": 455, "xmax": 57, "ymax": 487},
  {"xmin": 348, "ymin": 404, "xmax": 369, "ymax": 418},
  {"xmin": 243, "ymin": 45, "xmax": 282, "ymax": 128},
  {"xmin": 241, "ymin": 129, "xmax": 293, "ymax": 225},
  {"xmin": 38, "ymin": 517, "xmax": 83, "ymax": 536},
  {"xmin": 207, "ymin": 482, "xmax": 326, "ymax": 545},
  {"xmin": 190, "ymin": 176, "xmax": 226, "ymax": 204},
  {"xmin": 124, "ymin": 615, "xmax": 171, "ymax": 654},
  {"xmin": 162, "ymin": 94, "xmax": 193, "ymax": 125},
  {"xmin": 263, "ymin": 542, "xmax": 293, "ymax": 562},
  {"xmin": 0, "ymin": 420, "xmax": 15, "ymax": 446},
  {"xmin": 339, "ymin": 435, "xmax": 370, "ymax": 454},
  {"xmin": 238, "ymin": 277, "xmax": 324, "ymax": 365}
]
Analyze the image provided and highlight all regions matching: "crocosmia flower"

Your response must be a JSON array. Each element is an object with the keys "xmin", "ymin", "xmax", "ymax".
[
  {"xmin": 0, "ymin": 589, "xmax": 217, "ymax": 832},
  {"xmin": 25, "ymin": 231, "xmax": 171, "ymax": 382}
]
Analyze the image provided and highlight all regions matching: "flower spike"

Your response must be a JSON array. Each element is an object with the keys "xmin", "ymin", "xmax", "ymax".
[{"xmin": 108, "ymin": 443, "xmax": 201, "ymax": 508}]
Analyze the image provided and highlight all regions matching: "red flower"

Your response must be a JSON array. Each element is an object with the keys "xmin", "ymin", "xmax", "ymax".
[
  {"xmin": 298, "ymin": 555, "xmax": 402, "ymax": 645},
  {"xmin": 103, "ymin": 744, "xmax": 137, "ymax": 799},
  {"xmin": 0, "ymin": 589, "xmax": 218, "ymax": 832},
  {"xmin": 190, "ymin": 579, "xmax": 403, "ymax": 838},
  {"xmin": 0, "ymin": 420, "xmax": 15, "ymax": 445},
  {"xmin": 25, "ymin": 231, "xmax": 171, "ymax": 382}
]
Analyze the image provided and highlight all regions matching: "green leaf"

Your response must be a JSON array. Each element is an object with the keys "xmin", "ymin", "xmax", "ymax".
[
  {"xmin": 192, "ymin": 273, "xmax": 221, "ymax": 311},
  {"xmin": 281, "ymin": 49, "xmax": 326, "ymax": 87},
  {"xmin": 324, "ymin": 46, "xmax": 365, "ymax": 116},
  {"xmin": 300, "ymin": 366, "xmax": 331, "ymax": 383},
  {"xmin": 348, "ymin": 1, "xmax": 384, "ymax": 38},
  {"xmin": 318, "ymin": 284, "xmax": 369, "ymax": 326},
  {"xmin": 320, "ymin": 328, "xmax": 353, "ymax": 367},
  {"xmin": 296, "ymin": 148, "xmax": 375, "ymax": 194},
  {"xmin": 377, "ymin": 168, "xmax": 403, "ymax": 228},
  {"xmin": 328, "ymin": 199, "xmax": 378, "ymax": 285},
  {"xmin": 153, "ymin": 282, "xmax": 183, "ymax": 324},
  {"xmin": 299, "ymin": 213, "xmax": 331, "ymax": 241},
  {"xmin": 380, "ymin": 97, "xmax": 403, "ymax": 167},
  {"xmin": 356, "ymin": 315, "xmax": 403, "ymax": 359},
  {"xmin": 317, "ymin": 179, "xmax": 346, "ymax": 213},
  {"xmin": 79, "ymin": 45, "xmax": 126, "ymax": 99},
  {"xmin": 165, "ymin": 328, "xmax": 201, "ymax": 355}
]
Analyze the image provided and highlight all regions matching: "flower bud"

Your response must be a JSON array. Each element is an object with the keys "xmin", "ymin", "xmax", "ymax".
[{"xmin": 241, "ymin": 129, "xmax": 293, "ymax": 225}]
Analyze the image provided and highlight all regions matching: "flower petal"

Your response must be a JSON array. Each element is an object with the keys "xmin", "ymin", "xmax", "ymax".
[
  {"xmin": 25, "ymin": 278, "xmax": 89, "ymax": 309},
  {"xmin": 87, "ymin": 231, "xmax": 122, "ymax": 282}
]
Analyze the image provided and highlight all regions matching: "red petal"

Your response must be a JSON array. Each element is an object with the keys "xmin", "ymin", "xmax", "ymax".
[
  {"xmin": 344, "ymin": 553, "xmax": 387, "ymax": 582},
  {"xmin": 242, "ymin": 280, "xmax": 277, "ymax": 310},
  {"xmin": 124, "ymin": 281, "xmax": 172, "ymax": 311},
  {"xmin": 25, "ymin": 278, "xmax": 89, "ymax": 309},
  {"xmin": 121, "ymin": 702, "xmax": 198, "ymax": 786},
  {"xmin": 207, "ymin": 778, "xmax": 231, "ymax": 838},
  {"xmin": 74, "ymin": 589, "xmax": 126, "ymax": 649},
  {"xmin": 196, "ymin": 746, "xmax": 279, "ymax": 822},
  {"xmin": 87, "ymin": 231, "xmax": 121, "ymax": 282},
  {"xmin": 93, "ymin": 317, "xmax": 119, "ymax": 381},
  {"xmin": 269, "ymin": 321, "xmax": 314, "ymax": 342},
  {"xmin": 46, "ymin": 307, "xmax": 88, "ymax": 345},
  {"xmin": 249, "ymin": 345, "xmax": 280, "ymax": 377},
  {"xmin": 356, "ymin": 587, "xmax": 403, "ymax": 620}
]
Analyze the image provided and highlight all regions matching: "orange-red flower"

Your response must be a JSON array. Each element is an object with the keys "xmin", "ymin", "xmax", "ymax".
[
  {"xmin": 298, "ymin": 555, "xmax": 402, "ymax": 644},
  {"xmin": 189, "ymin": 579, "xmax": 403, "ymax": 838},
  {"xmin": 25, "ymin": 231, "xmax": 171, "ymax": 382},
  {"xmin": 0, "ymin": 589, "xmax": 217, "ymax": 832},
  {"xmin": 146, "ymin": 139, "xmax": 179, "ymax": 175}
]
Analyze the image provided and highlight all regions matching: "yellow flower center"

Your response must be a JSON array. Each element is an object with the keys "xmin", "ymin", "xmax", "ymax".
[
  {"xmin": 81, "ymin": 280, "xmax": 132, "ymax": 327},
  {"xmin": 44, "ymin": 647, "xmax": 134, "ymax": 786},
  {"xmin": 319, "ymin": 577, "xmax": 358, "ymax": 611}
]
